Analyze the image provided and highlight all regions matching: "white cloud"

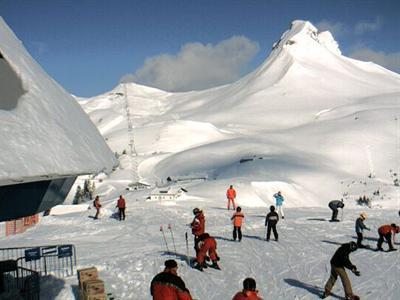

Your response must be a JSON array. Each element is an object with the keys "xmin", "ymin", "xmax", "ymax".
[
  {"xmin": 349, "ymin": 47, "xmax": 400, "ymax": 73},
  {"xmin": 354, "ymin": 17, "xmax": 382, "ymax": 35},
  {"xmin": 315, "ymin": 20, "xmax": 346, "ymax": 37},
  {"xmin": 121, "ymin": 36, "xmax": 260, "ymax": 92}
]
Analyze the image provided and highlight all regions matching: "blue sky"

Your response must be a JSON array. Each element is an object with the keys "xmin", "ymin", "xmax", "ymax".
[{"xmin": 1, "ymin": 0, "xmax": 399, "ymax": 97}]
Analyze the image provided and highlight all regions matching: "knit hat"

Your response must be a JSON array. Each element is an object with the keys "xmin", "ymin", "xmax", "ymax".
[
  {"xmin": 349, "ymin": 241, "xmax": 358, "ymax": 251},
  {"xmin": 360, "ymin": 212, "xmax": 367, "ymax": 219},
  {"xmin": 243, "ymin": 278, "xmax": 256, "ymax": 291},
  {"xmin": 164, "ymin": 259, "xmax": 177, "ymax": 269}
]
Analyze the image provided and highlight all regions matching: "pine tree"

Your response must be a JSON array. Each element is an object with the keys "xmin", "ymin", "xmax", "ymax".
[
  {"xmin": 89, "ymin": 181, "xmax": 96, "ymax": 200},
  {"xmin": 73, "ymin": 186, "xmax": 83, "ymax": 204},
  {"xmin": 83, "ymin": 179, "xmax": 91, "ymax": 199}
]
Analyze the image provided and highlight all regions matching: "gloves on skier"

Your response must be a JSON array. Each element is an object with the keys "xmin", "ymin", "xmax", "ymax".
[{"xmin": 352, "ymin": 268, "xmax": 360, "ymax": 276}]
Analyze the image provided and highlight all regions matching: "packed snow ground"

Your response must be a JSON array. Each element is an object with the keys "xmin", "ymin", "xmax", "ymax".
[{"xmin": 1, "ymin": 192, "xmax": 399, "ymax": 299}]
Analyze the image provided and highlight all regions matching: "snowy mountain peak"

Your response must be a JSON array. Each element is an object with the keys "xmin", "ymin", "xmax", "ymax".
[{"xmin": 272, "ymin": 20, "xmax": 341, "ymax": 56}]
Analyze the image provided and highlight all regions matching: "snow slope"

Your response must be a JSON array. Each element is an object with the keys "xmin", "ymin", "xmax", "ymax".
[{"xmin": 81, "ymin": 20, "xmax": 400, "ymax": 209}]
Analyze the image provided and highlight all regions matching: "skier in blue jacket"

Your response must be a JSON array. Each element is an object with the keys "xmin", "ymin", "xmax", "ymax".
[
  {"xmin": 273, "ymin": 191, "xmax": 285, "ymax": 219},
  {"xmin": 355, "ymin": 212, "xmax": 370, "ymax": 248}
]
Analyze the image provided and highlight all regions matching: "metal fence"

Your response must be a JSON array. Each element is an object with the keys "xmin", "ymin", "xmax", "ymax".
[
  {"xmin": 0, "ymin": 244, "xmax": 77, "ymax": 278},
  {"xmin": 0, "ymin": 264, "xmax": 39, "ymax": 300}
]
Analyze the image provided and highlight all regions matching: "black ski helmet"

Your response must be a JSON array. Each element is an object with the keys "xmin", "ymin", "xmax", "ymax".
[
  {"xmin": 193, "ymin": 208, "xmax": 200, "ymax": 215},
  {"xmin": 236, "ymin": 206, "xmax": 242, "ymax": 212},
  {"xmin": 270, "ymin": 205, "xmax": 275, "ymax": 212},
  {"xmin": 243, "ymin": 277, "xmax": 256, "ymax": 291}
]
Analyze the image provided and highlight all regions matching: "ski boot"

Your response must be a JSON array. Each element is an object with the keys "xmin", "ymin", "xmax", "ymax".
[
  {"xmin": 210, "ymin": 261, "xmax": 221, "ymax": 270},
  {"xmin": 194, "ymin": 263, "xmax": 204, "ymax": 271},
  {"xmin": 320, "ymin": 289, "xmax": 330, "ymax": 299},
  {"xmin": 345, "ymin": 295, "xmax": 360, "ymax": 300},
  {"xmin": 388, "ymin": 248, "xmax": 397, "ymax": 252}
]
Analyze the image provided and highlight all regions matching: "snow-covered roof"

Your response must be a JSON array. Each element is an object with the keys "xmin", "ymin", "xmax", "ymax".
[{"xmin": 0, "ymin": 18, "xmax": 117, "ymax": 186}]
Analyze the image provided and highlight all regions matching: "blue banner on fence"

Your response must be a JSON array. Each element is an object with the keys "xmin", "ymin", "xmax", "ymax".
[
  {"xmin": 57, "ymin": 245, "xmax": 73, "ymax": 258},
  {"xmin": 25, "ymin": 247, "xmax": 41, "ymax": 262}
]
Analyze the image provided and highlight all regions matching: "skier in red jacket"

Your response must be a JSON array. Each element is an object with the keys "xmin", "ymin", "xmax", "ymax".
[
  {"xmin": 150, "ymin": 259, "xmax": 193, "ymax": 300},
  {"xmin": 93, "ymin": 196, "xmax": 101, "ymax": 219},
  {"xmin": 226, "ymin": 185, "xmax": 237, "ymax": 210},
  {"xmin": 190, "ymin": 208, "xmax": 205, "ymax": 255},
  {"xmin": 377, "ymin": 223, "xmax": 399, "ymax": 251},
  {"xmin": 232, "ymin": 278, "xmax": 263, "ymax": 300},
  {"xmin": 116, "ymin": 195, "xmax": 126, "ymax": 221},
  {"xmin": 231, "ymin": 207, "xmax": 244, "ymax": 241},
  {"xmin": 195, "ymin": 233, "xmax": 220, "ymax": 271}
]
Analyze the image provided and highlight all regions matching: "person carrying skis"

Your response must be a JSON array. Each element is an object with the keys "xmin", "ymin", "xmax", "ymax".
[
  {"xmin": 93, "ymin": 196, "xmax": 101, "ymax": 219},
  {"xmin": 232, "ymin": 277, "xmax": 263, "ymax": 300},
  {"xmin": 322, "ymin": 241, "xmax": 360, "ymax": 300},
  {"xmin": 265, "ymin": 205, "xmax": 279, "ymax": 241},
  {"xmin": 226, "ymin": 185, "xmax": 237, "ymax": 210},
  {"xmin": 355, "ymin": 212, "xmax": 370, "ymax": 248},
  {"xmin": 150, "ymin": 259, "xmax": 193, "ymax": 300},
  {"xmin": 328, "ymin": 199, "xmax": 344, "ymax": 222},
  {"xmin": 116, "ymin": 195, "xmax": 126, "ymax": 221},
  {"xmin": 231, "ymin": 206, "xmax": 244, "ymax": 242},
  {"xmin": 195, "ymin": 233, "xmax": 220, "ymax": 271},
  {"xmin": 190, "ymin": 208, "xmax": 205, "ymax": 256},
  {"xmin": 376, "ymin": 223, "xmax": 399, "ymax": 251},
  {"xmin": 273, "ymin": 191, "xmax": 285, "ymax": 219}
]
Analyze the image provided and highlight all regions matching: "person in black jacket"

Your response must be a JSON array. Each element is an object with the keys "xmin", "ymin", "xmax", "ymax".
[
  {"xmin": 265, "ymin": 205, "xmax": 279, "ymax": 241},
  {"xmin": 328, "ymin": 200, "xmax": 344, "ymax": 222},
  {"xmin": 322, "ymin": 242, "xmax": 360, "ymax": 300}
]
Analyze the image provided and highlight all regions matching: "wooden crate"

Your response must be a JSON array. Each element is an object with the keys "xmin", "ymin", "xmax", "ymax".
[
  {"xmin": 85, "ymin": 294, "xmax": 106, "ymax": 300},
  {"xmin": 78, "ymin": 267, "xmax": 99, "ymax": 287},
  {"xmin": 79, "ymin": 290, "xmax": 106, "ymax": 300},
  {"xmin": 83, "ymin": 279, "xmax": 105, "ymax": 296}
]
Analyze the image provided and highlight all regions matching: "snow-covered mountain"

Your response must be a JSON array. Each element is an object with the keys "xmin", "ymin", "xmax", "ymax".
[{"xmin": 81, "ymin": 20, "xmax": 400, "ymax": 209}]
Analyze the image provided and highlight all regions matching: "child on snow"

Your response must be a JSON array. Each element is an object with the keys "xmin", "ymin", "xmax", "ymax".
[
  {"xmin": 93, "ymin": 196, "xmax": 101, "ymax": 219},
  {"xmin": 273, "ymin": 191, "xmax": 285, "ymax": 219},
  {"xmin": 190, "ymin": 208, "xmax": 205, "ymax": 256},
  {"xmin": 265, "ymin": 205, "xmax": 279, "ymax": 241},
  {"xmin": 116, "ymin": 195, "xmax": 126, "ymax": 221},
  {"xmin": 195, "ymin": 233, "xmax": 220, "ymax": 271},
  {"xmin": 376, "ymin": 223, "xmax": 399, "ymax": 251},
  {"xmin": 231, "ymin": 207, "xmax": 244, "ymax": 242},
  {"xmin": 355, "ymin": 212, "xmax": 370, "ymax": 248}
]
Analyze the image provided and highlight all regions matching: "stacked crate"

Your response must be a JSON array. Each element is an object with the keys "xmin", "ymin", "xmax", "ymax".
[{"xmin": 77, "ymin": 267, "xmax": 106, "ymax": 300}]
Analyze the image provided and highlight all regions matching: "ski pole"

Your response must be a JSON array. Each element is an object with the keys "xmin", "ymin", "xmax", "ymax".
[
  {"xmin": 340, "ymin": 208, "xmax": 344, "ymax": 221},
  {"xmin": 168, "ymin": 224, "xmax": 177, "ymax": 254},
  {"xmin": 185, "ymin": 232, "xmax": 190, "ymax": 265},
  {"xmin": 160, "ymin": 225, "xmax": 170, "ymax": 254}
]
